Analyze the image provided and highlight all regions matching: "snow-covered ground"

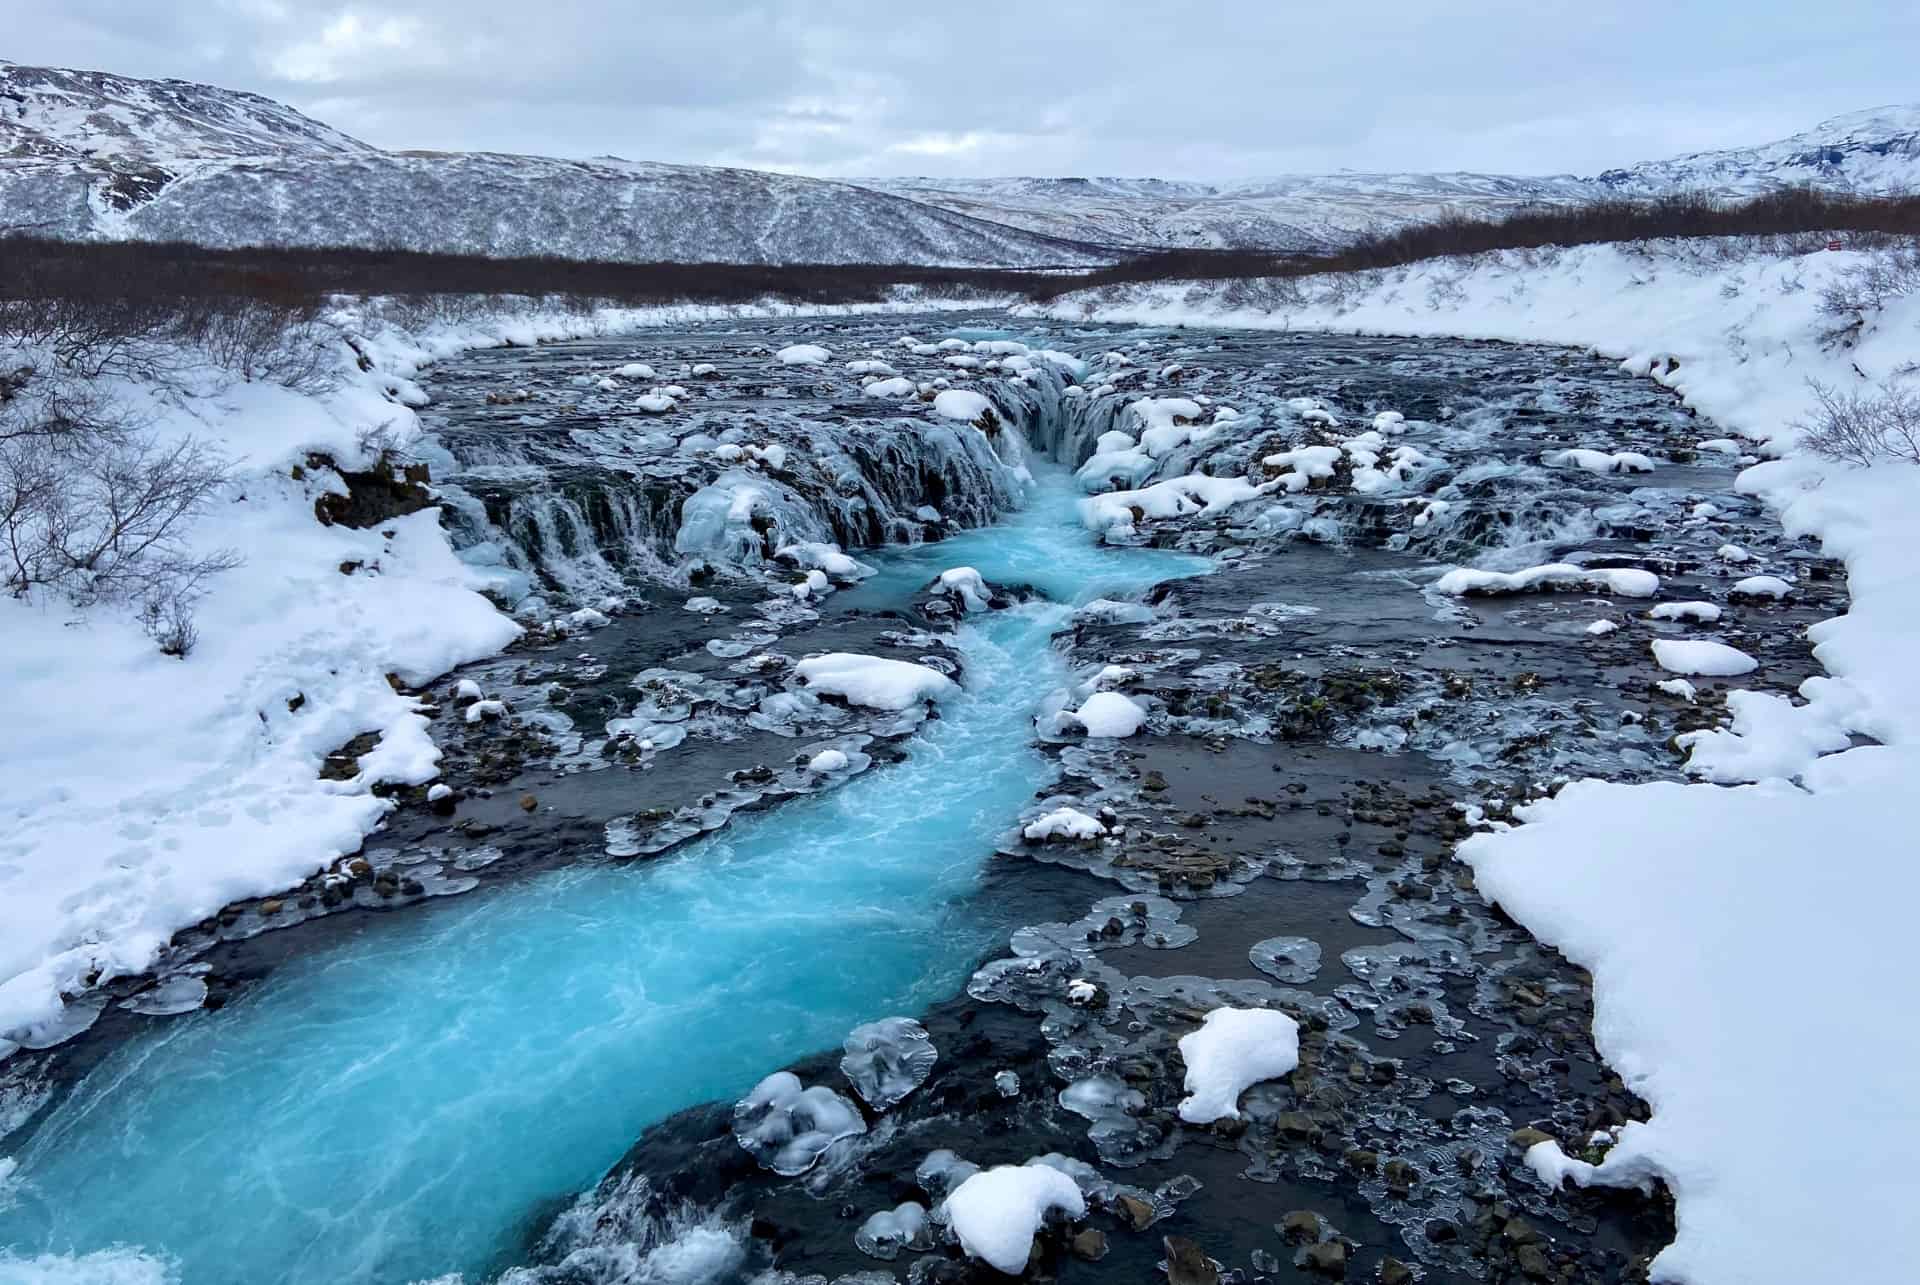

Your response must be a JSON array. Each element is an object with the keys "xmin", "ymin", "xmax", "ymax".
[
  {"xmin": 0, "ymin": 293, "xmax": 1006, "ymax": 1063},
  {"xmin": 1031, "ymin": 240, "xmax": 1920, "ymax": 1285}
]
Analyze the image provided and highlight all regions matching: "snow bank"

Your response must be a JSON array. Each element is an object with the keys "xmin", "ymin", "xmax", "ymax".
[
  {"xmin": 1651, "ymin": 638, "xmax": 1758, "ymax": 677},
  {"xmin": 1065, "ymin": 691, "xmax": 1146, "ymax": 738},
  {"xmin": 794, "ymin": 653, "xmax": 957, "ymax": 710},
  {"xmin": 943, "ymin": 1164, "xmax": 1085, "ymax": 1274},
  {"xmin": 1176, "ymin": 1006, "xmax": 1300, "ymax": 1123},
  {"xmin": 1038, "ymin": 238, "xmax": 1920, "ymax": 1285}
]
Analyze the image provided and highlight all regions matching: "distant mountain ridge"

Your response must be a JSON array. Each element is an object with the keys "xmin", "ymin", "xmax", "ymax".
[
  {"xmin": 0, "ymin": 60, "xmax": 1112, "ymax": 267},
  {"xmin": 3, "ymin": 59, "xmax": 1914, "ymax": 263},
  {"xmin": 1593, "ymin": 105, "xmax": 1920, "ymax": 195},
  {"xmin": 857, "ymin": 108, "xmax": 1920, "ymax": 253}
]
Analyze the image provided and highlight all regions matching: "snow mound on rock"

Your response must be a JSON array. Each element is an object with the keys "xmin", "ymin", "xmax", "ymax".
[
  {"xmin": 1651, "ymin": 638, "xmax": 1758, "ymax": 676},
  {"xmin": 795, "ymin": 653, "xmax": 957, "ymax": 710},
  {"xmin": 1176, "ymin": 1006, "xmax": 1300, "ymax": 1124},
  {"xmin": 943, "ymin": 1164, "xmax": 1085, "ymax": 1274}
]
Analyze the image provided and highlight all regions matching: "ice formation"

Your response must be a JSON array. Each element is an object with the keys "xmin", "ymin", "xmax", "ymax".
[
  {"xmin": 840, "ymin": 1016, "xmax": 938, "ymax": 1111},
  {"xmin": 731, "ymin": 1071, "xmax": 867, "ymax": 1176}
]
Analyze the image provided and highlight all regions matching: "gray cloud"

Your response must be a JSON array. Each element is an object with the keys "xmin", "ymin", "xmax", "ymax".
[{"xmin": 8, "ymin": 0, "xmax": 1916, "ymax": 178}]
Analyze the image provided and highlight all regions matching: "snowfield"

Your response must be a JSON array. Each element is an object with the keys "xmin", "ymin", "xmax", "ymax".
[{"xmin": 1033, "ymin": 236, "xmax": 1920, "ymax": 1285}]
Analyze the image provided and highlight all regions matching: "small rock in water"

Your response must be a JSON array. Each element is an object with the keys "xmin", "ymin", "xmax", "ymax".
[{"xmin": 1163, "ymin": 1235, "xmax": 1220, "ymax": 1285}]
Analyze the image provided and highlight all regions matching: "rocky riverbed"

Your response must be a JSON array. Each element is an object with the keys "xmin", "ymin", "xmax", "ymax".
[{"xmin": 0, "ymin": 314, "xmax": 1842, "ymax": 1285}]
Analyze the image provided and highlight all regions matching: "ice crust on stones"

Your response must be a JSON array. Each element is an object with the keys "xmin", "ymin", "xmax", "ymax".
[
  {"xmin": 942, "ymin": 1164, "xmax": 1086, "ymax": 1275},
  {"xmin": 854, "ymin": 1201, "xmax": 931, "ymax": 1261},
  {"xmin": 1176, "ymin": 1006, "xmax": 1301, "ymax": 1124},
  {"xmin": 1249, "ymin": 936, "xmax": 1324, "ymax": 985},
  {"xmin": 840, "ymin": 1016, "xmax": 938, "ymax": 1111},
  {"xmin": 731, "ymin": 1071, "xmax": 866, "ymax": 1176}
]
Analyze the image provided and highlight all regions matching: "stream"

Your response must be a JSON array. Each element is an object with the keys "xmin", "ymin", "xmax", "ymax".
[{"xmin": 0, "ymin": 313, "xmax": 1843, "ymax": 1285}]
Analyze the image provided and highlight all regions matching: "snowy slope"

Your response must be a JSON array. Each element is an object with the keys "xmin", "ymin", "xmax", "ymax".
[
  {"xmin": 854, "ymin": 172, "xmax": 1607, "ymax": 252},
  {"xmin": 0, "ymin": 61, "xmax": 1110, "ymax": 267},
  {"xmin": 0, "ymin": 59, "xmax": 372, "ymax": 162},
  {"xmin": 1596, "ymin": 104, "xmax": 1920, "ymax": 195},
  {"xmin": 1032, "ymin": 242, "xmax": 1920, "ymax": 1285}
]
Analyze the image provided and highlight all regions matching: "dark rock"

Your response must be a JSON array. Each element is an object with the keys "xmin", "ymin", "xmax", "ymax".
[
  {"xmin": 1163, "ymin": 1236, "xmax": 1219, "ymax": 1285},
  {"xmin": 1280, "ymin": 1210, "xmax": 1322, "ymax": 1244},
  {"xmin": 1069, "ymin": 1228, "xmax": 1108, "ymax": 1262},
  {"xmin": 1303, "ymin": 1240, "xmax": 1349, "ymax": 1278},
  {"xmin": 1116, "ymin": 1194, "xmax": 1155, "ymax": 1232}
]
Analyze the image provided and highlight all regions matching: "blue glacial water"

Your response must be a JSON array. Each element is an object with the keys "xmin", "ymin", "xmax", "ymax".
[{"xmin": 0, "ymin": 468, "xmax": 1204, "ymax": 1285}]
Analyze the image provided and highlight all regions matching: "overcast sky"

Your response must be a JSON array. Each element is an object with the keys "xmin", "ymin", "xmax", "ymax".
[{"xmin": 10, "ymin": 1, "xmax": 1916, "ymax": 179}]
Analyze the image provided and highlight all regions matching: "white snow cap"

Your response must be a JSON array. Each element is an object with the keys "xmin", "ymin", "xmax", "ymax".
[
  {"xmin": 794, "ymin": 653, "xmax": 957, "ymax": 710},
  {"xmin": 774, "ymin": 343, "xmax": 831, "ymax": 366},
  {"xmin": 1022, "ymin": 807, "xmax": 1107, "ymax": 842},
  {"xmin": 1177, "ymin": 1006, "xmax": 1300, "ymax": 1123},
  {"xmin": 1732, "ymin": 575, "xmax": 1792, "ymax": 599},
  {"xmin": 1545, "ymin": 448, "xmax": 1656, "ymax": 474},
  {"xmin": 931, "ymin": 389, "xmax": 996, "ymax": 424},
  {"xmin": 1067, "ymin": 691, "xmax": 1146, "ymax": 738},
  {"xmin": 1434, "ymin": 563, "xmax": 1660, "ymax": 598},
  {"xmin": 943, "ymin": 1164, "xmax": 1086, "ymax": 1275},
  {"xmin": 1648, "ymin": 601, "xmax": 1723, "ymax": 623},
  {"xmin": 1651, "ymin": 639, "xmax": 1758, "ymax": 677},
  {"xmin": 807, "ymin": 748, "xmax": 850, "ymax": 773},
  {"xmin": 935, "ymin": 566, "xmax": 991, "ymax": 612}
]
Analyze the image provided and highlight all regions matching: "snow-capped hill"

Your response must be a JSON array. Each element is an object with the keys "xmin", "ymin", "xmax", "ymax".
[
  {"xmin": 855, "ymin": 172, "xmax": 1603, "ymax": 253},
  {"xmin": 1594, "ymin": 104, "xmax": 1920, "ymax": 194},
  {"xmin": 862, "ymin": 106, "xmax": 1920, "ymax": 252},
  {"xmin": 0, "ymin": 61, "xmax": 1110, "ymax": 267},
  {"xmin": 0, "ymin": 59, "xmax": 371, "ymax": 162}
]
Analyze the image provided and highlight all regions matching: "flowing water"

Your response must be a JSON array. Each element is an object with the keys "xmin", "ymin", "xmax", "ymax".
[
  {"xmin": 0, "ymin": 464, "xmax": 1200, "ymax": 1285},
  {"xmin": 2, "ymin": 313, "xmax": 1824, "ymax": 1285}
]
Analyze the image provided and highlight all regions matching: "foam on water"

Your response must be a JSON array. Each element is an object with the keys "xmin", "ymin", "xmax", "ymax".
[
  {"xmin": 0, "ymin": 471, "xmax": 1195, "ymax": 1285},
  {"xmin": 846, "ymin": 461, "xmax": 1210, "ymax": 609}
]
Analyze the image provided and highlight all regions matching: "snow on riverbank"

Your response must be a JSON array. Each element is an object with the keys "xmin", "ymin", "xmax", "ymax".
[
  {"xmin": 1034, "ymin": 240, "xmax": 1920, "ymax": 1285},
  {"xmin": 0, "ymin": 294, "xmax": 1005, "ymax": 1062}
]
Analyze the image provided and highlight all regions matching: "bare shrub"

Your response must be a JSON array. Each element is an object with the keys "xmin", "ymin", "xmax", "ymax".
[
  {"xmin": 1817, "ymin": 243, "xmax": 1920, "ymax": 317},
  {"xmin": 0, "ymin": 364, "xmax": 239, "ymax": 647},
  {"xmin": 1797, "ymin": 379, "xmax": 1920, "ymax": 466}
]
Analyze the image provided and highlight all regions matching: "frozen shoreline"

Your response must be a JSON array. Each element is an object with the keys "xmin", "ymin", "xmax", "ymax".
[
  {"xmin": 1031, "ymin": 239, "xmax": 1920, "ymax": 1284},
  {"xmin": 0, "ymin": 294, "xmax": 1011, "ymax": 1062}
]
